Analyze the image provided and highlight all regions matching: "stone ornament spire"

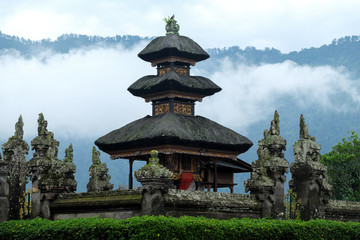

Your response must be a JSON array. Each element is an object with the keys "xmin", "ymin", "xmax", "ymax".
[
  {"xmin": 0, "ymin": 153, "xmax": 9, "ymax": 222},
  {"xmin": 164, "ymin": 14, "xmax": 180, "ymax": 35},
  {"xmin": 87, "ymin": 146, "xmax": 113, "ymax": 192},
  {"xmin": 1, "ymin": 115, "xmax": 29, "ymax": 220},
  {"xmin": 245, "ymin": 110, "xmax": 289, "ymax": 218},
  {"xmin": 62, "ymin": 144, "xmax": 77, "ymax": 192},
  {"xmin": 290, "ymin": 114, "xmax": 331, "ymax": 220},
  {"xmin": 135, "ymin": 150, "xmax": 173, "ymax": 185}
]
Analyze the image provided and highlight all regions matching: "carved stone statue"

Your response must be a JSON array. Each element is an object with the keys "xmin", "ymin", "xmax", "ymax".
[
  {"xmin": 135, "ymin": 150, "xmax": 173, "ymax": 216},
  {"xmin": 135, "ymin": 150, "xmax": 173, "ymax": 184},
  {"xmin": 87, "ymin": 147, "xmax": 113, "ymax": 192},
  {"xmin": 0, "ymin": 154, "xmax": 9, "ymax": 222},
  {"xmin": 62, "ymin": 144, "xmax": 77, "ymax": 193},
  {"xmin": 164, "ymin": 15, "xmax": 180, "ymax": 35},
  {"xmin": 245, "ymin": 110, "xmax": 289, "ymax": 218},
  {"xmin": 1, "ymin": 115, "xmax": 29, "ymax": 220},
  {"xmin": 28, "ymin": 113, "xmax": 77, "ymax": 218},
  {"xmin": 290, "ymin": 114, "xmax": 331, "ymax": 220}
]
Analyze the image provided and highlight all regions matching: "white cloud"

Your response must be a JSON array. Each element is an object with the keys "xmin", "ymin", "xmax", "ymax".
[
  {"xmin": 196, "ymin": 59, "xmax": 360, "ymax": 132},
  {"xmin": 1, "ymin": 46, "xmax": 359, "ymax": 145},
  {"xmin": 0, "ymin": 42, "xmax": 153, "ymax": 140},
  {"xmin": 0, "ymin": 0, "xmax": 360, "ymax": 52}
]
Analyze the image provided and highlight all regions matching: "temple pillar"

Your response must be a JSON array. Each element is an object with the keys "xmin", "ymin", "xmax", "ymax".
[
  {"xmin": 213, "ymin": 159, "xmax": 218, "ymax": 192},
  {"xmin": 28, "ymin": 113, "xmax": 77, "ymax": 219},
  {"xmin": 290, "ymin": 114, "xmax": 331, "ymax": 220},
  {"xmin": 129, "ymin": 159, "xmax": 134, "ymax": 189},
  {"xmin": 245, "ymin": 110, "xmax": 289, "ymax": 218},
  {"xmin": 0, "ymin": 155, "xmax": 9, "ymax": 223},
  {"xmin": 1, "ymin": 116, "xmax": 29, "ymax": 220},
  {"xmin": 135, "ymin": 150, "xmax": 172, "ymax": 216}
]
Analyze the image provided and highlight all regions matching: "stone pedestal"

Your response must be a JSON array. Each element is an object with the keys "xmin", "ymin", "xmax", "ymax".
[
  {"xmin": 245, "ymin": 111, "xmax": 289, "ymax": 218},
  {"xmin": 135, "ymin": 150, "xmax": 172, "ymax": 216},
  {"xmin": 290, "ymin": 114, "xmax": 331, "ymax": 220}
]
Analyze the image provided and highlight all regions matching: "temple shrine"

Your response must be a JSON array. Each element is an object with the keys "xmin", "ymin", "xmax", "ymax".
[{"xmin": 95, "ymin": 16, "xmax": 253, "ymax": 193}]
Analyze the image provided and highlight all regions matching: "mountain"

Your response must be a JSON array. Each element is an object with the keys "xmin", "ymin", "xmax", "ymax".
[
  {"xmin": 1, "ymin": 31, "xmax": 360, "ymax": 77},
  {"xmin": 0, "ymin": 31, "xmax": 152, "ymax": 56},
  {"xmin": 0, "ymin": 31, "xmax": 359, "ymax": 193}
]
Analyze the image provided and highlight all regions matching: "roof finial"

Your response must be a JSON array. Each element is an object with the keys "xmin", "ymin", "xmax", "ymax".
[{"xmin": 164, "ymin": 14, "xmax": 180, "ymax": 35}]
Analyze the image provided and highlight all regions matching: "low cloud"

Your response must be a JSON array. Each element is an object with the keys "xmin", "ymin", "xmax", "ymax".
[
  {"xmin": 0, "ymin": 42, "xmax": 152, "ymax": 140},
  {"xmin": 196, "ymin": 59, "xmax": 360, "ymax": 133},
  {"xmin": 1, "ymin": 47, "xmax": 359, "ymax": 145}
]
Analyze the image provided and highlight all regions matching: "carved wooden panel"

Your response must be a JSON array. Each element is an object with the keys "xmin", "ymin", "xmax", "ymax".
[
  {"xmin": 158, "ymin": 67, "xmax": 171, "ymax": 76},
  {"xmin": 174, "ymin": 67, "xmax": 188, "ymax": 75},
  {"xmin": 173, "ymin": 103, "xmax": 192, "ymax": 115},
  {"xmin": 154, "ymin": 103, "xmax": 170, "ymax": 115}
]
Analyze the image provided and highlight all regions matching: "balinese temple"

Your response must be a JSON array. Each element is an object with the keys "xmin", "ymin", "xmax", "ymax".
[{"xmin": 95, "ymin": 17, "xmax": 253, "ymax": 193}]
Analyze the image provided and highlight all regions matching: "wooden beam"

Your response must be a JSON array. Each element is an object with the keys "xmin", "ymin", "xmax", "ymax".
[
  {"xmin": 129, "ymin": 159, "xmax": 134, "ymax": 190},
  {"xmin": 214, "ymin": 159, "xmax": 218, "ymax": 192}
]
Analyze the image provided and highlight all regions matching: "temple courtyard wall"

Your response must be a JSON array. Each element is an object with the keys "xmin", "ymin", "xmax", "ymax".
[
  {"xmin": 2, "ymin": 113, "xmax": 360, "ymax": 222},
  {"xmin": 49, "ymin": 189, "xmax": 261, "ymax": 220}
]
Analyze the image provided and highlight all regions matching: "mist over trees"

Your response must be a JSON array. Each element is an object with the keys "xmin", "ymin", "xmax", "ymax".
[{"xmin": 1, "ymin": 31, "xmax": 360, "ymax": 77}]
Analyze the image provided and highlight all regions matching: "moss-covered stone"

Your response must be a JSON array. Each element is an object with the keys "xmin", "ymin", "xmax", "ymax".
[
  {"xmin": 87, "ymin": 147, "xmax": 113, "ymax": 192},
  {"xmin": 135, "ymin": 150, "xmax": 172, "ymax": 183}
]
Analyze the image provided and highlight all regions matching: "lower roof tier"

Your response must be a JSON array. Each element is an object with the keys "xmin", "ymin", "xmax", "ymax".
[
  {"xmin": 128, "ymin": 71, "xmax": 221, "ymax": 98},
  {"xmin": 95, "ymin": 112, "xmax": 253, "ymax": 154}
]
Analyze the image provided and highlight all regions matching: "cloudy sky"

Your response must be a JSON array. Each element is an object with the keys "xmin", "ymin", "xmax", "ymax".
[
  {"xmin": 1, "ymin": 0, "xmax": 360, "ymax": 52},
  {"xmin": 1, "ymin": 0, "xmax": 360, "ymax": 147}
]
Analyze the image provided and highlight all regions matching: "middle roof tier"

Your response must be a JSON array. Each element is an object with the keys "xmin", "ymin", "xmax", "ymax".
[{"xmin": 128, "ymin": 71, "xmax": 221, "ymax": 100}]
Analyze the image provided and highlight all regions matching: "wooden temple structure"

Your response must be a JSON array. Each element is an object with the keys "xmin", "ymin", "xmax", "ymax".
[{"xmin": 95, "ymin": 17, "xmax": 253, "ymax": 193}]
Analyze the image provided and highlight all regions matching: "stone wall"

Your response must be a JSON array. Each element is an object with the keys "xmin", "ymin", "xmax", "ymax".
[
  {"xmin": 50, "ymin": 190, "xmax": 142, "ymax": 220},
  {"xmin": 164, "ymin": 189, "xmax": 261, "ymax": 219},
  {"xmin": 325, "ymin": 200, "xmax": 360, "ymax": 222},
  {"xmin": 49, "ymin": 189, "xmax": 261, "ymax": 220}
]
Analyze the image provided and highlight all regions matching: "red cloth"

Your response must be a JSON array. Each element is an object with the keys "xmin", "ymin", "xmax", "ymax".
[{"xmin": 179, "ymin": 172, "xmax": 193, "ymax": 190}]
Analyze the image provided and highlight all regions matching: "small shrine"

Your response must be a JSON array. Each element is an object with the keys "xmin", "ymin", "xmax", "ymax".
[{"xmin": 95, "ymin": 16, "xmax": 253, "ymax": 193}]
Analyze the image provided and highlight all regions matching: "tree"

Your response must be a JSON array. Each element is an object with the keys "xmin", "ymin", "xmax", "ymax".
[{"xmin": 321, "ymin": 131, "xmax": 360, "ymax": 201}]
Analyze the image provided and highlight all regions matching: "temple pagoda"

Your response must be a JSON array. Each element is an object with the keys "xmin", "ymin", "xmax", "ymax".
[{"xmin": 95, "ymin": 16, "xmax": 253, "ymax": 193}]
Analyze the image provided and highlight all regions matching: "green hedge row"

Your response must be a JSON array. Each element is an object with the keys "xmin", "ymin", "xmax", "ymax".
[{"xmin": 1, "ymin": 216, "xmax": 359, "ymax": 240}]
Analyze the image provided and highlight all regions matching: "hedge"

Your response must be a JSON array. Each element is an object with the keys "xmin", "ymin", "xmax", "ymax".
[{"xmin": 0, "ymin": 216, "xmax": 359, "ymax": 240}]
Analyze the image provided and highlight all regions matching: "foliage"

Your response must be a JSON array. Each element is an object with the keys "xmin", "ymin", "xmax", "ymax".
[
  {"xmin": 284, "ymin": 189, "xmax": 301, "ymax": 220},
  {"xmin": 19, "ymin": 189, "xmax": 31, "ymax": 220},
  {"xmin": 321, "ymin": 131, "xmax": 360, "ymax": 201},
  {"xmin": 0, "ymin": 216, "xmax": 360, "ymax": 240}
]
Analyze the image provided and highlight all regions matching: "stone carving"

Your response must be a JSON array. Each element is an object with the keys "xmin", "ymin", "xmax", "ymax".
[
  {"xmin": 1, "ymin": 115, "xmax": 29, "ymax": 220},
  {"xmin": 87, "ymin": 147, "xmax": 113, "ymax": 192},
  {"xmin": 245, "ymin": 110, "xmax": 289, "ymax": 218},
  {"xmin": 0, "ymin": 154, "xmax": 9, "ymax": 222},
  {"xmin": 135, "ymin": 150, "xmax": 173, "ymax": 185},
  {"xmin": 135, "ymin": 150, "xmax": 173, "ymax": 216},
  {"xmin": 28, "ymin": 113, "xmax": 63, "ymax": 191},
  {"xmin": 290, "ymin": 114, "xmax": 332, "ymax": 220},
  {"xmin": 164, "ymin": 15, "xmax": 180, "ymax": 35},
  {"xmin": 28, "ymin": 113, "xmax": 77, "ymax": 218},
  {"xmin": 62, "ymin": 144, "xmax": 77, "ymax": 193}
]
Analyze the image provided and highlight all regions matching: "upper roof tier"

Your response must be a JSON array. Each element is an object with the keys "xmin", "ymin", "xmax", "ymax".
[
  {"xmin": 138, "ymin": 17, "xmax": 209, "ymax": 64},
  {"xmin": 128, "ymin": 71, "xmax": 221, "ymax": 99}
]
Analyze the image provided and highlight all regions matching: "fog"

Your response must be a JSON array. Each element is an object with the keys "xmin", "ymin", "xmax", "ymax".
[{"xmin": 1, "ymin": 45, "xmax": 359, "ymax": 144}]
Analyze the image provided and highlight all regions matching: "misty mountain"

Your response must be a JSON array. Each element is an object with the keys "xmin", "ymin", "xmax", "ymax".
[
  {"xmin": 1, "ymin": 31, "xmax": 360, "ymax": 77},
  {"xmin": 0, "ymin": 31, "xmax": 152, "ymax": 56},
  {"xmin": 1, "ymin": 31, "xmax": 359, "ymax": 193}
]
